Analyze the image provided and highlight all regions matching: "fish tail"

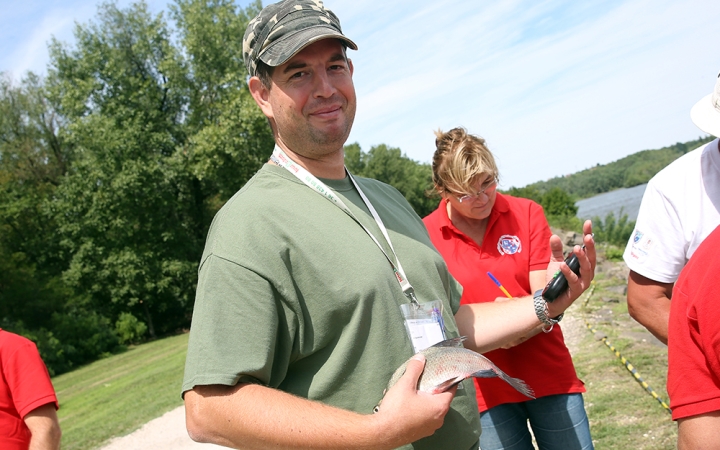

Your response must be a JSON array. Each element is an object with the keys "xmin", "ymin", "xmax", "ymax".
[
  {"xmin": 469, "ymin": 367, "xmax": 535, "ymax": 398},
  {"xmin": 498, "ymin": 372, "xmax": 535, "ymax": 399}
]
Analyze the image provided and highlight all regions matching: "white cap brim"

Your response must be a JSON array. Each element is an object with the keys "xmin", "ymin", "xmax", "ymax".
[{"xmin": 690, "ymin": 76, "xmax": 720, "ymax": 138}]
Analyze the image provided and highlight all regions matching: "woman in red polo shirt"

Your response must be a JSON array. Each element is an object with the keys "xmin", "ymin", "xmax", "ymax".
[{"xmin": 423, "ymin": 127, "xmax": 592, "ymax": 450}]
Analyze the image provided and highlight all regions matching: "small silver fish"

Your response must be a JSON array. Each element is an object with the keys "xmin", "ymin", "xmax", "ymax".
[{"xmin": 374, "ymin": 337, "xmax": 534, "ymax": 412}]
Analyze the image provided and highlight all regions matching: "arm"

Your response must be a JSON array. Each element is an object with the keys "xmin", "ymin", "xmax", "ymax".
[
  {"xmin": 677, "ymin": 412, "xmax": 720, "ymax": 450},
  {"xmin": 24, "ymin": 403, "xmax": 61, "ymax": 450},
  {"xmin": 185, "ymin": 354, "xmax": 455, "ymax": 450},
  {"xmin": 457, "ymin": 220, "xmax": 595, "ymax": 353},
  {"xmin": 491, "ymin": 271, "xmax": 547, "ymax": 349},
  {"xmin": 626, "ymin": 270, "xmax": 673, "ymax": 345}
]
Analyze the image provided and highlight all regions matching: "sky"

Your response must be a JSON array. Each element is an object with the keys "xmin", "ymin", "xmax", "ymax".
[{"xmin": 2, "ymin": 0, "xmax": 720, "ymax": 189}]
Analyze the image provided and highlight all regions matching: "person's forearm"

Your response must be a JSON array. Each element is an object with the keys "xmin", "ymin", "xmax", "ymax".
[
  {"xmin": 457, "ymin": 232, "xmax": 594, "ymax": 354},
  {"xmin": 185, "ymin": 371, "xmax": 452, "ymax": 450},
  {"xmin": 186, "ymin": 384, "xmax": 383, "ymax": 449},
  {"xmin": 455, "ymin": 298, "xmax": 541, "ymax": 353}
]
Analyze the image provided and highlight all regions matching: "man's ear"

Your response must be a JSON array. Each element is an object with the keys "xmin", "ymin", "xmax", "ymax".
[
  {"xmin": 248, "ymin": 76, "xmax": 273, "ymax": 119},
  {"xmin": 348, "ymin": 58, "xmax": 354, "ymax": 77}
]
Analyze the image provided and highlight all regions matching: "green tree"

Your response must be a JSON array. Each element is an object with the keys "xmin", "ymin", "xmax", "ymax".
[
  {"xmin": 0, "ymin": 0, "xmax": 273, "ymax": 374},
  {"xmin": 0, "ymin": 72, "xmax": 71, "ymax": 332},
  {"xmin": 503, "ymin": 186, "xmax": 542, "ymax": 204},
  {"xmin": 43, "ymin": 0, "xmax": 272, "ymax": 343},
  {"xmin": 345, "ymin": 143, "xmax": 437, "ymax": 217},
  {"xmin": 46, "ymin": 1, "xmax": 197, "ymax": 338},
  {"xmin": 172, "ymin": 0, "xmax": 272, "ymax": 207},
  {"xmin": 540, "ymin": 187, "xmax": 578, "ymax": 217}
]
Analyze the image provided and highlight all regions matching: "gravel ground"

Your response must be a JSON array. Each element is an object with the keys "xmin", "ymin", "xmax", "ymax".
[{"xmin": 98, "ymin": 406, "xmax": 227, "ymax": 450}]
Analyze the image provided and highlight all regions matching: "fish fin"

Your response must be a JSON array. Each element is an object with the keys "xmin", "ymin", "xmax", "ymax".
[
  {"xmin": 497, "ymin": 373, "xmax": 535, "ymax": 399},
  {"xmin": 469, "ymin": 369, "xmax": 536, "ymax": 399},
  {"xmin": 470, "ymin": 369, "xmax": 499, "ymax": 379},
  {"xmin": 429, "ymin": 336, "xmax": 467, "ymax": 349},
  {"xmin": 430, "ymin": 376, "xmax": 465, "ymax": 393}
]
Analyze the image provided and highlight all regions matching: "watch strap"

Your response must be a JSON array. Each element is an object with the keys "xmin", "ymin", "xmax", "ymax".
[{"xmin": 533, "ymin": 289, "xmax": 563, "ymax": 333}]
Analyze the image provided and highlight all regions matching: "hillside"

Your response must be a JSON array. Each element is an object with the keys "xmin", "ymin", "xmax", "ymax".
[{"xmin": 523, "ymin": 135, "xmax": 714, "ymax": 199}]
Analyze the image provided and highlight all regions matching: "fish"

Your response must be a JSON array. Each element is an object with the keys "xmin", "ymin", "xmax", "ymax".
[{"xmin": 374, "ymin": 337, "xmax": 534, "ymax": 412}]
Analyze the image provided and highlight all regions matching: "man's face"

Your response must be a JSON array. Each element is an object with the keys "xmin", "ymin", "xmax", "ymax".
[{"xmin": 251, "ymin": 39, "xmax": 356, "ymax": 158}]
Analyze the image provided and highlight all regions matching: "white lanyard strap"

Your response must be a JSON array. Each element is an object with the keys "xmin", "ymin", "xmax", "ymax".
[{"xmin": 270, "ymin": 147, "xmax": 418, "ymax": 304}]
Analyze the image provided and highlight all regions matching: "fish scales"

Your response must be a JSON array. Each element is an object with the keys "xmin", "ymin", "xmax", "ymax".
[{"xmin": 383, "ymin": 337, "xmax": 534, "ymax": 404}]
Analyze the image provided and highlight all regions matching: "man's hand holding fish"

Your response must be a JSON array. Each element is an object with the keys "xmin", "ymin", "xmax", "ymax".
[
  {"xmin": 370, "ymin": 353, "xmax": 458, "ymax": 446},
  {"xmin": 454, "ymin": 220, "xmax": 596, "ymax": 354}
]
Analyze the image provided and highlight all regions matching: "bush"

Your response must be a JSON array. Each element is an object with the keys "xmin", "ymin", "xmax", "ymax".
[
  {"xmin": 546, "ymin": 214, "xmax": 583, "ymax": 232},
  {"xmin": 592, "ymin": 210, "xmax": 635, "ymax": 247},
  {"xmin": 115, "ymin": 312, "xmax": 148, "ymax": 345},
  {"xmin": 541, "ymin": 187, "xmax": 578, "ymax": 217}
]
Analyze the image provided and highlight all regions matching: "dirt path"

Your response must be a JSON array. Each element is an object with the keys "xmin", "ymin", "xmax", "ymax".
[{"xmin": 98, "ymin": 406, "xmax": 226, "ymax": 449}]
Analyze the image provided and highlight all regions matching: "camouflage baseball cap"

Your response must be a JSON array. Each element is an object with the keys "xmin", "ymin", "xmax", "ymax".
[{"xmin": 243, "ymin": 0, "xmax": 358, "ymax": 77}]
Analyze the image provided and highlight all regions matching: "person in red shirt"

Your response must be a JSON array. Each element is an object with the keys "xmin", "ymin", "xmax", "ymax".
[
  {"xmin": 423, "ymin": 127, "xmax": 592, "ymax": 449},
  {"xmin": 668, "ymin": 224, "xmax": 720, "ymax": 449},
  {"xmin": 0, "ymin": 329, "xmax": 61, "ymax": 450}
]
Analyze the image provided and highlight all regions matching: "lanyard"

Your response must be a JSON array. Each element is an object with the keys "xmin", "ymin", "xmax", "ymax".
[{"xmin": 270, "ymin": 146, "xmax": 418, "ymax": 305}]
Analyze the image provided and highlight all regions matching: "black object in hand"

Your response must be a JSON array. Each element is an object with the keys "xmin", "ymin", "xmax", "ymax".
[{"xmin": 541, "ymin": 252, "xmax": 582, "ymax": 303}]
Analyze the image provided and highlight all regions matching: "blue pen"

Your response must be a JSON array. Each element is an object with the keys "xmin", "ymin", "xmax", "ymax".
[
  {"xmin": 487, "ymin": 272, "xmax": 513, "ymax": 298},
  {"xmin": 432, "ymin": 306, "xmax": 445, "ymax": 333}
]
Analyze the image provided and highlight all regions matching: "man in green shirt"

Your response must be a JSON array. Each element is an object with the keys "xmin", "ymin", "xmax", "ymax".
[{"xmin": 182, "ymin": 1, "xmax": 596, "ymax": 449}]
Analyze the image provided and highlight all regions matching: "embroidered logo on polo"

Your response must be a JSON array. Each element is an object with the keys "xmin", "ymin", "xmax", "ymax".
[{"xmin": 497, "ymin": 235, "xmax": 522, "ymax": 255}]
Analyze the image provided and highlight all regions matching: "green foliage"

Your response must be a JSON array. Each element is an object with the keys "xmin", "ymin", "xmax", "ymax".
[
  {"xmin": 0, "ymin": 0, "xmax": 270, "ymax": 375},
  {"xmin": 518, "ymin": 136, "xmax": 715, "ymax": 199},
  {"xmin": 603, "ymin": 246, "xmax": 625, "ymax": 261},
  {"xmin": 592, "ymin": 210, "xmax": 636, "ymax": 247},
  {"xmin": 504, "ymin": 186, "xmax": 542, "ymax": 204},
  {"xmin": 505, "ymin": 185, "xmax": 580, "ymax": 229},
  {"xmin": 344, "ymin": 142, "xmax": 438, "ymax": 217},
  {"xmin": 115, "ymin": 312, "xmax": 148, "ymax": 345},
  {"xmin": 545, "ymin": 214, "xmax": 583, "ymax": 232},
  {"xmin": 540, "ymin": 187, "xmax": 578, "ymax": 216}
]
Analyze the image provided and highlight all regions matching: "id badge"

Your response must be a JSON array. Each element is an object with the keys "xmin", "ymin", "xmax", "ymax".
[{"xmin": 400, "ymin": 300, "xmax": 447, "ymax": 353}]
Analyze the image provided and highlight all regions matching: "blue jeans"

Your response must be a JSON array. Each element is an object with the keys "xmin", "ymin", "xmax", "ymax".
[{"xmin": 479, "ymin": 394, "xmax": 594, "ymax": 450}]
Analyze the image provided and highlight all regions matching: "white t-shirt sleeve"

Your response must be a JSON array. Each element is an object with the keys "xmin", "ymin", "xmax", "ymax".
[{"xmin": 623, "ymin": 178, "xmax": 686, "ymax": 283}]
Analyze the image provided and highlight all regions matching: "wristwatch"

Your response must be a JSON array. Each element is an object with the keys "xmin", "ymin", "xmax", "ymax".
[{"xmin": 533, "ymin": 289, "xmax": 563, "ymax": 333}]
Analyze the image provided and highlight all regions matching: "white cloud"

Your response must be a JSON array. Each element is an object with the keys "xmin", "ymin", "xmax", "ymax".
[
  {"xmin": 3, "ymin": 0, "xmax": 720, "ymax": 188},
  {"xmin": 335, "ymin": 0, "xmax": 720, "ymax": 187}
]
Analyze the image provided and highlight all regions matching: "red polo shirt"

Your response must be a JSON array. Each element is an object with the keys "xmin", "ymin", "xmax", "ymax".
[
  {"xmin": 423, "ymin": 193, "xmax": 585, "ymax": 411},
  {"xmin": 668, "ymin": 225, "xmax": 720, "ymax": 420},
  {"xmin": 0, "ymin": 329, "xmax": 59, "ymax": 450}
]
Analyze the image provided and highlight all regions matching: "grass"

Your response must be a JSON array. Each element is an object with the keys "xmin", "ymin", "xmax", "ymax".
[
  {"xmin": 53, "ymin": 333, "xmax": 188, "ymax": 450},
  {"xmin": 52, "ymin": 254, "xmax": 677, "ymax": 449},
  {"xmin": 570, "ymin": 257, "xmax": 676, "ymax": 449}
]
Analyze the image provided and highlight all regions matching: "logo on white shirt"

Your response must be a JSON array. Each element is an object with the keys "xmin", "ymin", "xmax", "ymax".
[{"xmin": 628, "ymin": 229, "xmax": 653, "ymax": 261}]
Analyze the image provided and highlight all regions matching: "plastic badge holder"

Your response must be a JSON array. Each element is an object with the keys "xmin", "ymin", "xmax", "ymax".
[{"xmin": 400, "ymin": 300, "xmax": 446, "ymax": 353}]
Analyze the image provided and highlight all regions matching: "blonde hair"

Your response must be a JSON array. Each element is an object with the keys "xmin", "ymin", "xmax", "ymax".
[{"xmin": 431, "ymin": 127, "xmax": 499, "ymax": 196}]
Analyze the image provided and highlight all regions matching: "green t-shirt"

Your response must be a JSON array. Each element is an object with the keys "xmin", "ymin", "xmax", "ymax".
[{"xmin": 183, "ymin": 164, "xmax": 480, "ymax": 449}]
